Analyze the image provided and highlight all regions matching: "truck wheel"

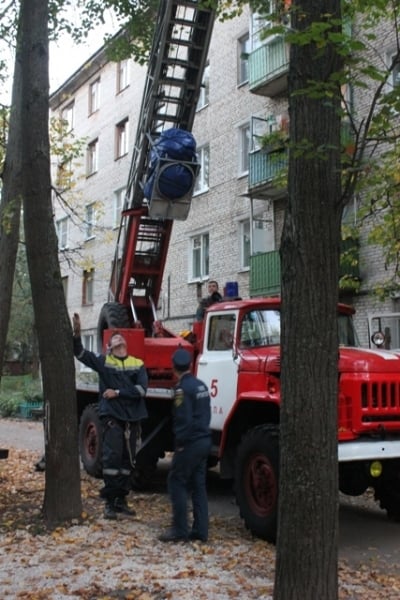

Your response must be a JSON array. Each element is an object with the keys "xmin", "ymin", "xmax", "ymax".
[
  {"xmin": 79, "ymin": 404, "xmax": 103, "ymax": 478},
  {"xmin": 97, "ymin": 302, "xmax": 131, "ymax": 349},
  {"xmin": 235, "ymin": 424, "xmax": 279, "ymax": 543},
  {"xmin": 373, "ymin": 463, "xmax": 400, "ymax": 521}
]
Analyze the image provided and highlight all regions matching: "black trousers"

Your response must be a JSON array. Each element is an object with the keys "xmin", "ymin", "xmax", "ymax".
[{"xmin": 101, "ymin": 418, "xmax": 138, "ymax": 500}]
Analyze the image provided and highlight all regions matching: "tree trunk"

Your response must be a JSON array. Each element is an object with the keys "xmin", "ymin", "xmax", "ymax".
[
  {"xmin": 274, "ymin": 2, "xmax": 343, "ymax": 599},
  {"xmin": 0, "ymin": 20, "xmax": 23, "ymax": 380},
  {"xmin": 19, "ymin": 0, "xmax": 82, "ymax": 524}
]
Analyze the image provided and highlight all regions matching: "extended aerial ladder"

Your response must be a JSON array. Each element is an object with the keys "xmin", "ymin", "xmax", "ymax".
[{"xmin": 107, "ymin": 0, "xmax": 215, "ymax": 335}]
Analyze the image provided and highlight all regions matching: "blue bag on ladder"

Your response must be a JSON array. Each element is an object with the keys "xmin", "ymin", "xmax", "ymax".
[{"xmin": 144, "ymin": 128, "xmax": 198, "ymax": 200}]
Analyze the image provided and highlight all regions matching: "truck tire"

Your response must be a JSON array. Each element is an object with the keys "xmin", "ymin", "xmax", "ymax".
[
  {"xmin": 235, "ymin": 424, "xmax": 279, "ymax": 543},
  {"xmin": 373, "ymin": 461, "xmax": 400, "ymax": 521},
  {"xmin": 97, "ymin": 302, "xmax": 131, "ymax": 349},
  {"xmin": 79, "ymin": 403, "xmax": 103, "ymax": 478}
]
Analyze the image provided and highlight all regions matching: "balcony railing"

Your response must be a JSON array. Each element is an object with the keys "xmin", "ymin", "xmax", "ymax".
[
  {"xmin": 250, "ymin": 242, "xmax": 361, "ymax": 298},
  {"xmin": 250, "ymin": 250, "xmax": 281, "ymax": 297},
  {"xmin": 249, "ymin": 36, "xmax": 289, "ymax": 97},
  {"xmin": 248, "ymin": 147, "xmax": 288, "ymax": 199}
]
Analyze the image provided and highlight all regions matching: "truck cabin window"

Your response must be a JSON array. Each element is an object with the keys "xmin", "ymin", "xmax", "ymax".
[
  {"xmin": 208, "ymin": 314, "xmax": 236, "ymax": 351},
  {"xmin": 238, "ymin": 310, "xmax": 359, "ymax": 349},
  {"xmin": 338, "ymin": 313, "xmax": 360, "ymax": 347},
  {"xmin": 240, "ymin": 310, "xmax": 280, "ymax": 348}
]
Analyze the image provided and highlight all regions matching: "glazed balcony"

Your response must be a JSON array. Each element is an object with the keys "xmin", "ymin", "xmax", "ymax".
[{"xmin": 248, "ymin": 36, "xmax": 289, "ymax": 97}]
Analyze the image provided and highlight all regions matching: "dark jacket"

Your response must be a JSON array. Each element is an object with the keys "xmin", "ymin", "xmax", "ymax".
[
  {"xmin": 173, "ymin": 372, "xmax": 211, "ymax": 447},
  {"xmin": 73, "ymin": 337, "xmax": 148, "ymax": 422}
]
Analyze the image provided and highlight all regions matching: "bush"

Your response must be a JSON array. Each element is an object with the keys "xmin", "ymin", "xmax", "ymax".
[
  {"xmin": 0, "ymin": 375, "xmax": 42, "ymax": 417},
  {"xmin": 0, "ymin": 395, "xmax": 21, "ymax": 417}
]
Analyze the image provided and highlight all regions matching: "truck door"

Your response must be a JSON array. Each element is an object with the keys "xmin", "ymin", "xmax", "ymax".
[{"xmin": 196, "ymin": 311, "xmax": 239, "ymax": 431}]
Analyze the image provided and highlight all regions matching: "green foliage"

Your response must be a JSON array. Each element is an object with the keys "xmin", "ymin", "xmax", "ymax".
[
  {"xmin": 0, "ymin": 375, "xmax": 42, "ymax": 418},
  {"xmin": 339, "ymin": 231, "xmax": 361, "ymax": 293},
  {"xmin": 0, "ymin": 395, "xmax": 20, "ymax": 418}
]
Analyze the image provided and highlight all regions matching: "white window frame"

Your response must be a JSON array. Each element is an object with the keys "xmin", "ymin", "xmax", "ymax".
[
  {"xmin": 386, "ymin": 50, "xmax": 400, "ymax": 90},
  {"xmin": 87, "ymin": 139, "xmax": 98, "ymax": 175},
  {"xmin": 194, "ymin": 145, "xmax": 210, "ymax": 195},
  {"xmin": 238, "ymin": 122, "xmax": 250, "ymax": 175},
  {"xmin": 61, "ymin": 101, "xmax": 74, "ymax": 132},
  {"xmin": 238, "ymin": 33, "xmax": 250, "ymax": 85},
  {"xmin": 85, "ymin": 203, "xmax": 96, "ymax": 240},
  {"xmin": 197, "ymin": 63, "xmax": 210, "ymax": 110},
  {"xmin": 82, "ymin": 270, "xmax": 94, "ymax": 305},
  {"xmin": 239, "ymin": 219, "xmax": 251, "ymax": 269},
  {"xmin": 89, "ymin": 78, "xmax": 100, "ymax": 114},
  {"xmin": 251, "ymin": 4, "xmax": 277, "ymax": 51},
  {"xmin": 113, "ymin": 187, "xmax": 125, "ymax": 228},
  {"xmin": 56, "ymin": 216, "xmax": 69, "ymax": 250},
  {"xmin": 190, "ymin": 231, "xmax": 209, "ymax": 280},
  {"xmin": 61, "ymin": 276, "xmax": 68, "ymax": 301},
  {"xmin": 117, "ymin": 59, "xmax": 130, "ymax": 92},
  {"xmin": 116, "ymin": 118, "xmax": 129, "ymax": 158},
  {"xmin": 80, "ymin": 333, "xmax": 95, "ymax": 372}
]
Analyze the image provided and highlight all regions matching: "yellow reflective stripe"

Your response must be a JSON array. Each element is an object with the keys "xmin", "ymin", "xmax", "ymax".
[{"xmin": 105, "ymin": 355, "xmax": 144, "ymax": 368}]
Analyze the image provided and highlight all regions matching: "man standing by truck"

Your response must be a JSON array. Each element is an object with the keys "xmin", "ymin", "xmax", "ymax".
[
  {"xmin": 72, "ymin": 314, "xmax": 148, "ymax": 520},
  {"xmin": 159, "ymin": 348, "xmax": 211, "ymax": 542}
]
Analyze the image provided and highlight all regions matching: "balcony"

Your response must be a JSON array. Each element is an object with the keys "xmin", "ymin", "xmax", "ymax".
[
  {"xmin": 250, "ymin": 250, "xmax": 281, "ymax": 297},
  {"xmin": 249, "ymin": 241, "xmax": 361, "ymax": 298},
  {"xmin": 248, "ymin": 146, "xmax": 288, "ymax": 199},
  {"xmin": 249, "ymin": 36, "xmax": 289, "ymax": 97}
]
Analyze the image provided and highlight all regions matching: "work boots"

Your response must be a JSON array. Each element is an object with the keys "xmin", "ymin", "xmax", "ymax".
[
  {"xmin": 113, "ymin": 497, "xmax": 136, "ymax": 516},
  {"xmin": 103, "ymin": 501, "xmax": 117, "ymax": 520}
]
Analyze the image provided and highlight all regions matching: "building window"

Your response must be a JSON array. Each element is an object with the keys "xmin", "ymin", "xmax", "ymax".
[
  {"xmin": 80, "ymin": 333, "xmax": 95, "ymax": 371},
  {"xmin": 387, "ymin": 51, "xmax": 400, "ymax": 89},
  {"xmin": 61, "ymin": 276, "xmax": 68, "ymax": 301},
  {"xmin": 82, "ymin": 269, "xmax": 94, "ymax": 305},
  {"xmin": 56, "ymin": 158, "xmax": 73, "ymax": 190},
  {"xmin": 251, "ymin": 5, "xmax": 275, "ymax": 50},
  {"xmin": 240, "ymin": 219, "xmax": 251, "ymax": 269},
  {"xmin": 190, "ymin": 232, "xmax": 209, "ymax": 280},
  {"xmin": 238, "ymin": 33, "xmax": 250, "ymax": 85},
  {"xmin": 116, "ymin": 118, "xmax": 129, "ymax": 158},
  {"xmin": 194, "ymin": 145, "xmax": 210, "ymax": 195},
  {"xmin": 61, "ymin": 101, "xmax": 74, "ymax": 132},
  {"xmin": 114, "ymin": 187, "xmax": 125, "ymax": 228},
  {"xmin": 56, "ymin": 217, "xmax": 69, "ymax": 250},
  {"xmin": 238, "ymin": 122, "xmax": 250, "ymax": 175},
  {"xmin": 197, "ymin": 64, "xmax": 210, "ymax": 110},
  {"xmin": 89, "ymin": 78, "xmax": 100, "ymax": 114},
  {"xmin": 85, "ymin": 203, "xmax": 96, "ymax": 240},
  {"xmin": 87, "ymin": 139, "xmax": 98, "ymax": 175},
  {"xmin": 117, "ymin": 59, "xmax": 130, "ymax": 92}
]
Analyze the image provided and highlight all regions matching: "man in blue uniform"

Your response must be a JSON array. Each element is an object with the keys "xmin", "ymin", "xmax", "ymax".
[
  {"xmin": 72, "ymin": 313, "xmax": 148, "ymax": 520},
  {"xmin": 159, "ymin": 348, "xmax": 212, "ymax": 542}
]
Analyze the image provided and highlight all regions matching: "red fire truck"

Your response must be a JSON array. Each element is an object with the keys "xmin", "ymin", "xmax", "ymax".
[{"xmin": 75, "ymin": 0, "xmax": 400, "ymax": 542}]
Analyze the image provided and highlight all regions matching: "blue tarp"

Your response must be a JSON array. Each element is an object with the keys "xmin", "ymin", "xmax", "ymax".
[{"xmin": 144, "ymin": 128, "xmax": 198, "ymax": 200}]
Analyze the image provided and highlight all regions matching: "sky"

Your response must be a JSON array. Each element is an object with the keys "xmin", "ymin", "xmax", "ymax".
[
  {"xmin": 0, "ymin": 11, "xmax": 117, "ymax": 102},
  {"xmin": 49, "ymin": 18, "xmax": 117, "ymax": 93}
]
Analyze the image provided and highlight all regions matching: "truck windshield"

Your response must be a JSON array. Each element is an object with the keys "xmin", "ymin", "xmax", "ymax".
[
  {"xmin": 239, "ymin": 310, "xmax": 360, "ymax": 348},
  {"xmin": 240, "ymin": 310, "xmax": 280, "ymax": 348}
]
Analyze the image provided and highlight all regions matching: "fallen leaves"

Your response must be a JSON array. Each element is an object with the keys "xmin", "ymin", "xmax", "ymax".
[{"xmin": 1, "ymin": 447, "xmax": 400, "ymax": 599}]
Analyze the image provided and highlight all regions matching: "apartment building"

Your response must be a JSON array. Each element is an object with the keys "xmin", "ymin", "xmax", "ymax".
[
  {"xmin": 51, "ymin": 7, "xmax": 277, "ymax": 346},
  {"xmin": 50, "ymin": 6, "xmax": 400, "ymax": 349}
]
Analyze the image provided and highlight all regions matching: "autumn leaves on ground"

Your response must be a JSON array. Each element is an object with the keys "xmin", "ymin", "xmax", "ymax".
[{"xmin": 0, "ymin": 450, "xmax": 399, "ymax": 600}]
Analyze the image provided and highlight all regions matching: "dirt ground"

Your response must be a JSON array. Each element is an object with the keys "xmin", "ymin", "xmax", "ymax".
[{"xmin": 1, "ymin": 417, "xmax": 400, "ymax": 599}]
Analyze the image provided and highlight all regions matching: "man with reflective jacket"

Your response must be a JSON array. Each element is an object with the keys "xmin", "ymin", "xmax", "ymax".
[{"xmin": 72, "ymin": 313, "xmax": 148, "ymax": 520}]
